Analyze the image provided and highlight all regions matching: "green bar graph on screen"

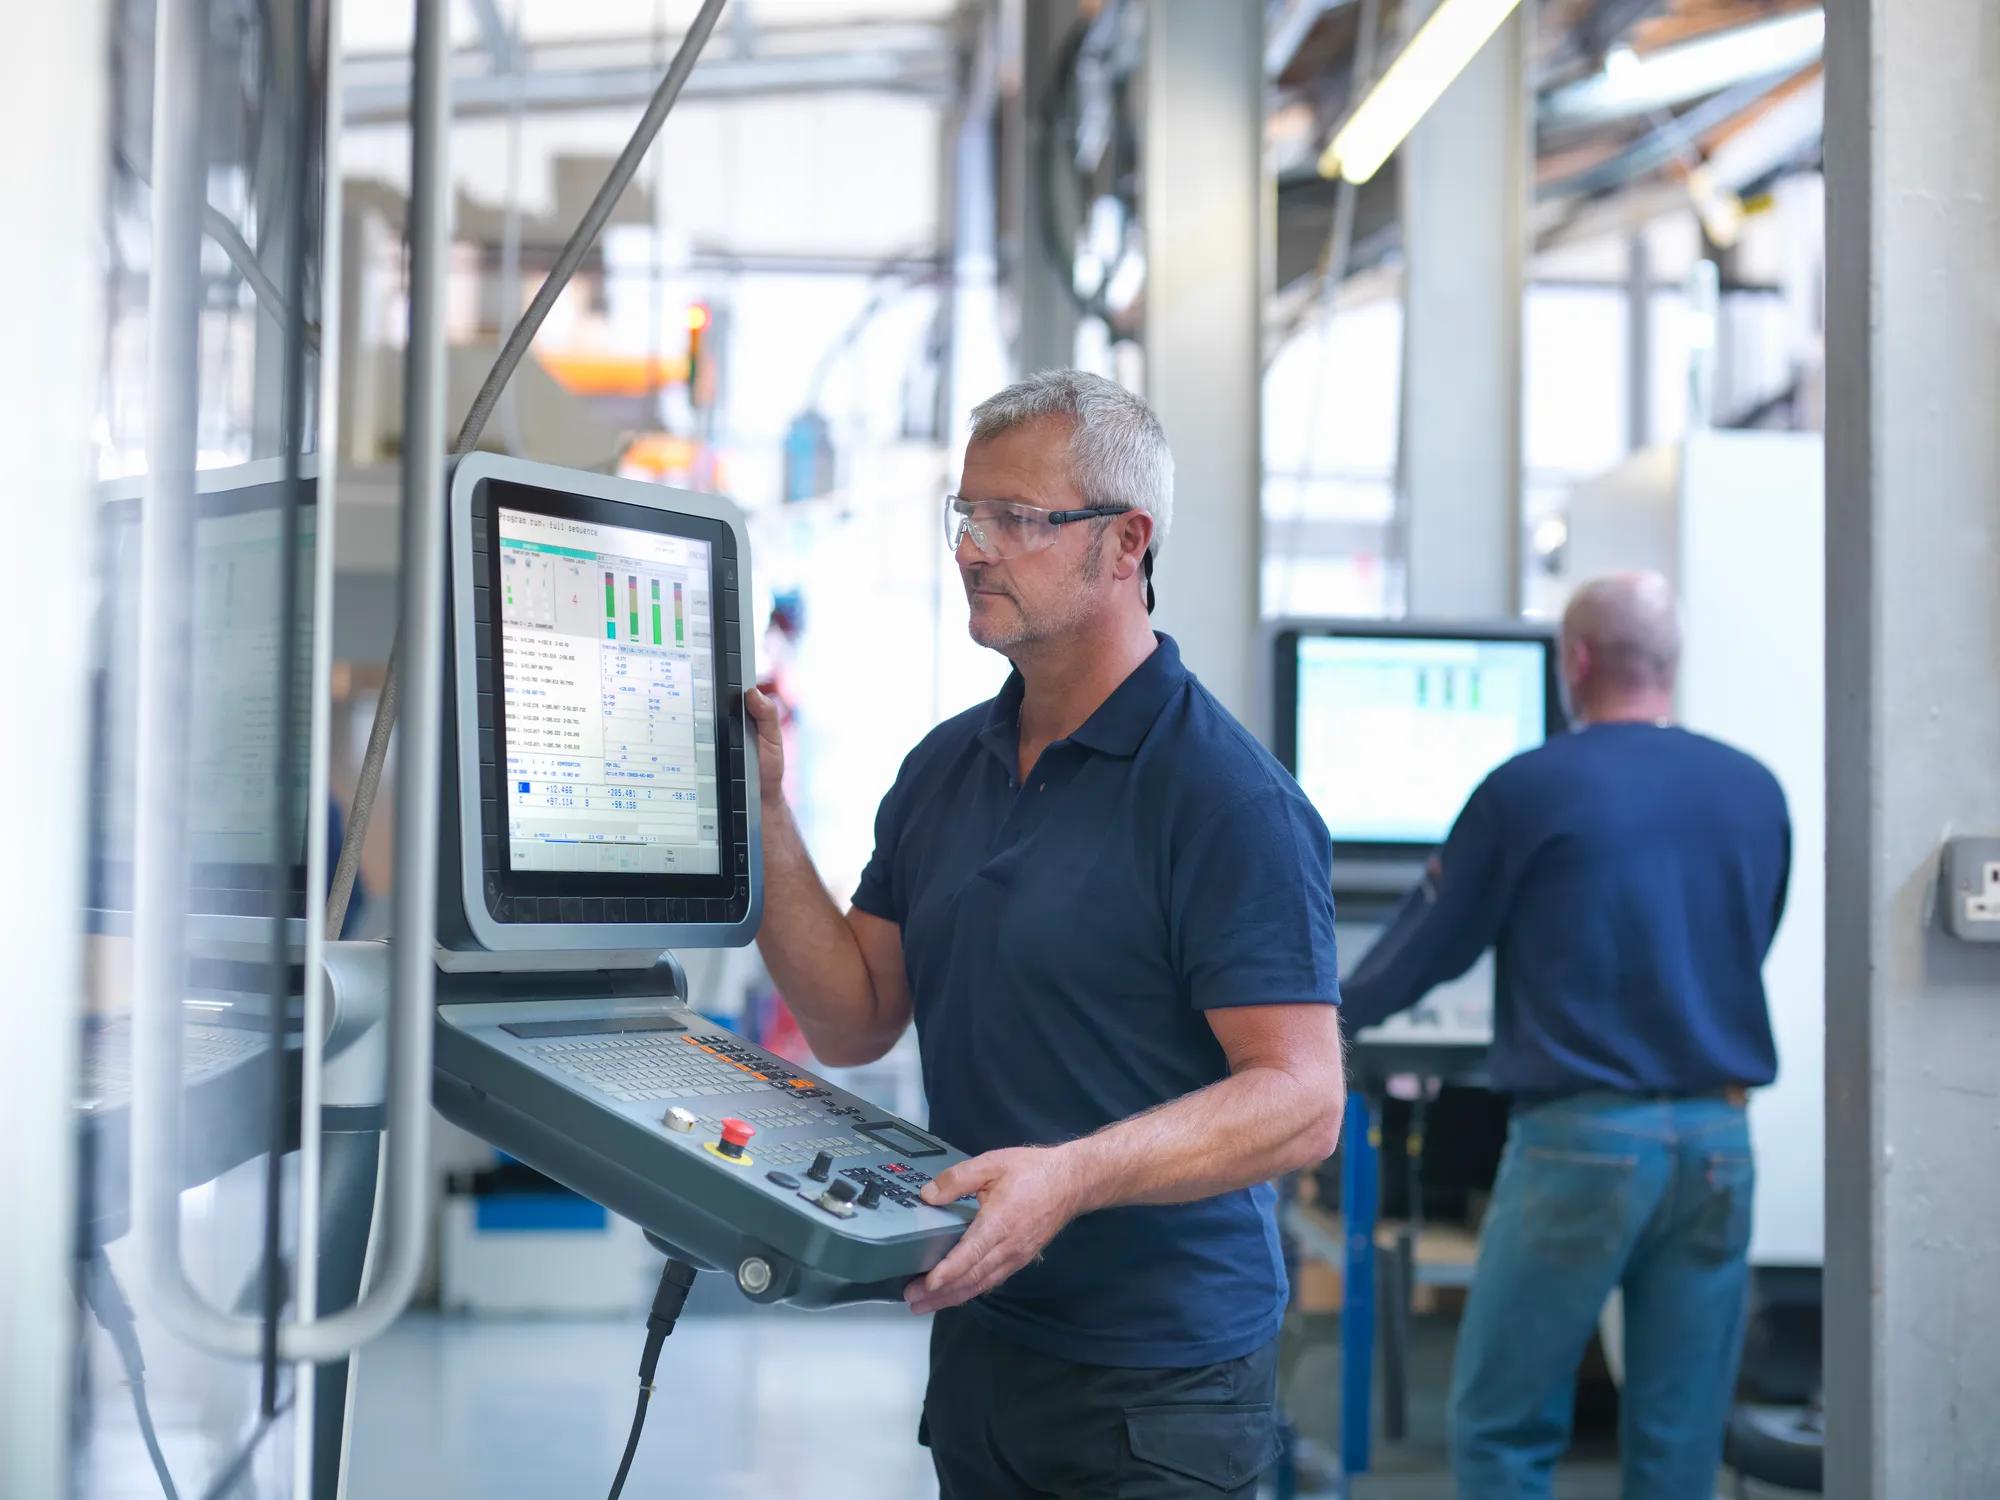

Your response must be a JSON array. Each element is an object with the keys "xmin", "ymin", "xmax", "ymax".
[
  {"xmin": 629, "ymin": 575, "xmax": 639, "ymax": 638},
  {"xmin": 651, "ymin": 580, "xmax": 662, "ymax": 644},
  {"xmin": 604, "ymin": 571, "xmax": 615, "ymax": 639},
  {"xmin": 673, "ymin": 581, "xmax": 684, "ymax": 645}
]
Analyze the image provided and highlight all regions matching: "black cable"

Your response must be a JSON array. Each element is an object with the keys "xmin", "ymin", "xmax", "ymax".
[
  {"xmin": 194, "ymin": 1399, "xmax": 294, "ymax": 1500},
  {"xmin": 77, "ymin": 1253, "xmax": 183, "ymax": 1500},
  {"xmin": 81, "ymin": 1252, "xmax": 298, "ymax": 1500},
  {"xmin": 606, "ymin": 1386, "xmax": 653, "ymax": 1500},
  {"xmin": 129, "ymin": 1376, "xmax": 181, "ymax": 1500},
  {"xmin": 606, "ymin": 1258, "xmax": 699, "ymax": 1500}
]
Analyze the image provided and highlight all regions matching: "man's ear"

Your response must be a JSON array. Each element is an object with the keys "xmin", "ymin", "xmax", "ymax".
[{"xmin": 1113, "ymin": 512, "xmax": 1154, "ymax": 581}]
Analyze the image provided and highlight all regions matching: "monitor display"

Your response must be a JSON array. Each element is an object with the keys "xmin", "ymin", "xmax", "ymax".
[
  {"xmin": 89, "ymin": 463, "xmax": 317, "ymax": 923},
  {"xmin": 494, "ymin": 504, "xmax": 720, "ymax": 877},
  {"xmin": 1282, "ymin": 631, "xmax": 1555, "ymax": 848}
]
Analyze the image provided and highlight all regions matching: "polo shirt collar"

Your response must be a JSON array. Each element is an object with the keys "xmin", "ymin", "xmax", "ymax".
[{"xmin": 977, "ymin": 633, "xmax": 1188, "ymax": 765}]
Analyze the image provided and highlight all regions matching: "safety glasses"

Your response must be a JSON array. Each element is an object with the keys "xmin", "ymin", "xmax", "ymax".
[{"xmin": 944, "ymin": 494, "xmax": 1132, "ymax": 560}]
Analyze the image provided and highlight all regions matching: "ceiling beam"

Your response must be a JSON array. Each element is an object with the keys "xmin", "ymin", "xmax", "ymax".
[
  {"xmin": 343, "ymin": 42, "xmax": 956, "ymax": 125},
  {"xmin": 1264, "ymin": 0, "xmax": 1355, "ymax": 80},
  {"xmin": 464, "ymin": 0, "xmax": 517, "ymax": 75}
]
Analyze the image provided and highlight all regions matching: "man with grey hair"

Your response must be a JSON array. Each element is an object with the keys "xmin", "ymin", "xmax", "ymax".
[
  {"xmin": 747, "ymin": 369, "xmax": 1345, "ymax": 1496},
  {"xmin": 1342, "ymin": 570, "xmax": 1791, "ymax": 1499}
]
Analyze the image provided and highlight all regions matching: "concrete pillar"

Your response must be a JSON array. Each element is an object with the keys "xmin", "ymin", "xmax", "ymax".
[
  {"xmin": 1624, "ymin": 231, "xmax": 1652, "ymax": 452},
  {"xmin": 0, "ymin": 6, "xmax": 105, "ymax": 1495},
  {"xmin": 1140, "ymin": 0, "xmax": 1262, "ymax": 725},
  {"xmin": 947, "ymin": 3, "xmax": 1008, "ymax": 428},
  {"xmin": 1823, "ymin": 2, "xmax": 2000, "ymax": 1494},
  {"xmin": 1010, "ymin": 0, "xmax": 1082, "ymax": 375},
  {"xmin": 1395, "ymin": 0, "xmax": 1530, "ymax": 619}
]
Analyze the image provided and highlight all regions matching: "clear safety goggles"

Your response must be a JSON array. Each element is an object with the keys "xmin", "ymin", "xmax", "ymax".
[{"xmin": 943, "ymin": 494, "xmax": 1132, "ymax": 560}]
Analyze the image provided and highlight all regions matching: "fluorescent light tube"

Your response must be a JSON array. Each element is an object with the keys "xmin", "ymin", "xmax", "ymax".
[
  {"xmin": 1318, "ymin": 0, "xmax": 1525, "ymax": 184},
  {"xmin": 1541, "ymin": 9, "xmax": 1825, "ymax": 130}
]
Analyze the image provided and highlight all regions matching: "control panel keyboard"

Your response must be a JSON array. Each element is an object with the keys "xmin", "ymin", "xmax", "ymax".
[
  {"xmin": 528, "ymin": 1032, "xmax": 885, "ymax": 1174},
  {"xmin": 78, "ymin": 1015, "xmax": 273, "ymax": 1111},
  {"xmin": 434, "ymin": 997, "xmax": 976, "ymax": 1307}
]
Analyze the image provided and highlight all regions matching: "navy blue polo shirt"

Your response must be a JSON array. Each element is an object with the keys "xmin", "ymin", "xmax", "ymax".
[{"xmin": 852, "ymin": 634, "xmax": 1340, "ymax": 1368}]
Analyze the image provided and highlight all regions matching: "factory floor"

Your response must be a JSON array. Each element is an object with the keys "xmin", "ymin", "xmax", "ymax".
[
  {"xmin": 347, "ymin": 1300, "xmax": 1647, "ymax": 1499},
  {"xmin": 350, "ymin": 1295, "xmax": 940, "ymax": 1499},
  {"xmin": 1281, "ymin": 1310, "xmax": 1624, "ymax": 1497},
  {"xmin": 80, "ymin": 1295, "xmax": 1777, "ymax": 1497}
]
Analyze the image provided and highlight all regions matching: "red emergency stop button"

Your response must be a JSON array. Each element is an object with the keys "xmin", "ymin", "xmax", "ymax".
[{"xmin": 717, "ymin": 1117, "xmax": 755, "ymax": 1159}]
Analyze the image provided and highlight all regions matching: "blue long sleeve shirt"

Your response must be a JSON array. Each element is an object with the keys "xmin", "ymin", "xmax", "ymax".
[{"xmin": 1341, "ymin": 722, "xmax": 1789, "ymax": 1100}]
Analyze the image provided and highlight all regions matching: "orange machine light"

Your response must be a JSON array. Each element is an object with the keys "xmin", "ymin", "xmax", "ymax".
[
  {"xmin": 622, "ymin": 432, "xmax": 700, "ymax": 475},
  {"xmin": 536, "ymin": 349, "xmax": 687, "ymax": 398}
]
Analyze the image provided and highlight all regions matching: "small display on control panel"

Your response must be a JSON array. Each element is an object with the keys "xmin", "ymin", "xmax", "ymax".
[{"xmin": 853, "ymin": 1121, "xmax": 947, "ymax": 1158}]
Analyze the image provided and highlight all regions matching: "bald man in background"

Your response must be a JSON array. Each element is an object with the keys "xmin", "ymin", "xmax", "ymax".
[{"xmin": 1342, "ymin": 573, "xmax": 1790, "ymax": 1500}]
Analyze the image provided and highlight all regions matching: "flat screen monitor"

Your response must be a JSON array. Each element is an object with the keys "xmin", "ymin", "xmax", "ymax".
[
  {"xmin": 443, "ymin": 454, "xmax": 760, "ymax": 955},
  {"xmin": 88, "ymin": 460, "xmax": 317, "ymax": 934},
  {"xmin": 1274, "ymin": 623, "xmax": 1563, "ymax": 857}
]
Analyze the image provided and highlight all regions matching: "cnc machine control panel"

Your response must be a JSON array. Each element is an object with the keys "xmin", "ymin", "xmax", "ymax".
[
  {"xmin": 434, "ymin": 997, "xmax": 974, "ymax": 1308},
  {"xmin": 432, "ymin": 457, "xmax": 973, "ymax": 1309}
]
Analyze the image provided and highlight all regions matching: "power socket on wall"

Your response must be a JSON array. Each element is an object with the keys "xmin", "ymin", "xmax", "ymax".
[{"xmin": 1940, "ymin": 837, "xmax": 2000, "ymax": 942}]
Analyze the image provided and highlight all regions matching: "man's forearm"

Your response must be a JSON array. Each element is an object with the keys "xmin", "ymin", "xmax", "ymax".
[
  {"xmin": 754, "ymin": 798, "xmax": 897, "ymax": 1057},
  {"xmin": 1057, "ymin": 1065, "xmax": 1346, "ymax": 1213}
]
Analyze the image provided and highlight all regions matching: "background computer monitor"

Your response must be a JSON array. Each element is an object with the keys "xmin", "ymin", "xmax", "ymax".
[
  {"xmin": 87, "ymin": 460, "xmax": 318, "ymax": 942},
  {"xmin": 441, "ymin": 453, "xmax": 761, "ymax": 957},
  {"xmin": 1274, "ymin": 621, "xmax": 1565, "ymax": 880}
]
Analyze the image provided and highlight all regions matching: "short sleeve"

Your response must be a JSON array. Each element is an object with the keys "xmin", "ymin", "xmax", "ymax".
[
  {"xmin": 1170, "ymin": 785, "xmax": 1340, "ymax": 1011},
  {"xmin": 850, "ymin": 756, "xmax": 914, "ymax": 925}
]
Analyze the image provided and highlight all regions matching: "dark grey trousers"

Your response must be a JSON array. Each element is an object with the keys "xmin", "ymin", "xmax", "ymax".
[{"xmin": 920, "ymin": 1307, "xmax": 1281, "ymax": 1499}]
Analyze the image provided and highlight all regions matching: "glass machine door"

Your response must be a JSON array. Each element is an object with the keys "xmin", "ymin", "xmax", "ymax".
[{"xmin": 75, "ymin": 2, "xmax": 332, "ymax": 1494}]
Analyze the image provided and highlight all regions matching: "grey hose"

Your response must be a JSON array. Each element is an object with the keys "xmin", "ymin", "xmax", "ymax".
[
  {"xmin": 323, "ymin": 0, "xmax": 728, "ymax": 939},
  {"xmin": 115, "ymin": 146, "xmax": 323, "ymax": 351}
]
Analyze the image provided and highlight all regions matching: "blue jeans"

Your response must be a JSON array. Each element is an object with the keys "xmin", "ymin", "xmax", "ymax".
[{"xmin": 1449, "ymin": 1093, "xmax": 1754, "ymax": 1500}]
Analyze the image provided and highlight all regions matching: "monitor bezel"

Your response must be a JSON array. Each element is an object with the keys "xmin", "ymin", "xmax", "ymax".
[
  {"xmin": 1272, "ymin": 617, "xmax": 1567, "ymax": 863},
  {"xmin": 446, "ymin": 453, "xmax": 763, "ymax": 956}
]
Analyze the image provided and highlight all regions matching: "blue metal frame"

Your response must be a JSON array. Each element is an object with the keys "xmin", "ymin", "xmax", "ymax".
[{"xmin": 1340, "ymin": 1089, "xmax": 1378, "ymax": 1479}]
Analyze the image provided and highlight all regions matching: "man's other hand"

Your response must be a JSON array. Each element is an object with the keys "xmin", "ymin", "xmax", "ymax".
[{"xmin": 904, "ymin": 1147, "xmax": 1085, "ymax": 1315}]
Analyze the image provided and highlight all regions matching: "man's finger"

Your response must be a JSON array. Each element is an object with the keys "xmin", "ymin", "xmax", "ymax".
[
  {"xmin": 919, "ymin": 1213, "xmax": 1003, "ymax": 1294},
  {"xmin": 922, "ymin": 1154, "xmax": 998, "ymax": 1205},
  {"xmin": 920, "ymin": 1218, "xmax": 1029, "ymax": 1301},
  {"xmin": 744, "ymin": 687, "xmax": 782, "ymax": 739},
  {"xmin": 910, "ymin": 1244, "xmax": 1031, "ymax": 1313}
]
